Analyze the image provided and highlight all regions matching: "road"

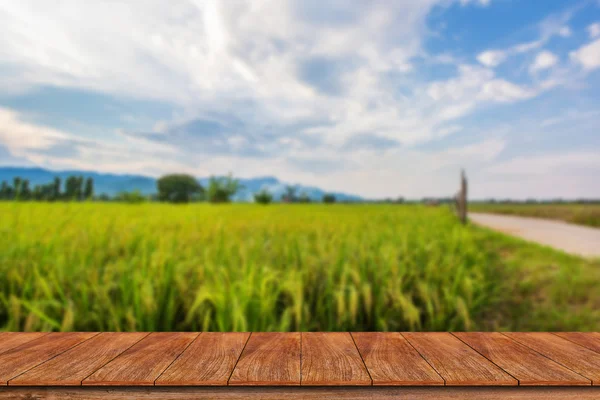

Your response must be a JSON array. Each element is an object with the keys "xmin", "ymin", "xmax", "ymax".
[{"xmin": 469, "ymin": 213, "xmax": 600, "ymax": 258}]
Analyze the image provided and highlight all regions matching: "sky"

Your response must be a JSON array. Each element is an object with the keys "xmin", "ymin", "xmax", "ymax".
[{"xmin": 0, "ymin": 0, "xmax": 599, "ymax": 199}]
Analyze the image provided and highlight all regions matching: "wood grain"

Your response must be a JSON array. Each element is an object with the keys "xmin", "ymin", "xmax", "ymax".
[
  {"xmin": 351, "ymin": 332, "xmax": 443, "ymax": 386},
  {"xmin": 0, "ymin": 332, "xmax": 97, "ymax": 385},
  {"xmin": 301, "ymin": 332, "xmax": 371, "ymax": 386},
  {"xmin": 455, "ymin": 332, "xmax": 590, "ymax": 386},
  {"xmin": 2, "ymin": 387, "xmax": 600, "ymax": 400},
  {"xmin": 229, "ymin": 333, "xmax": 300, "ymax": 386},
  {"xmin": 504, "ymin": 332, "xmax": 600, "ymax": 384},
  {"xmin": 403, "ymin": 332, "xmax": 517, "ymax": 386},
  {"xmin": 554, "ymin": 333, "xmax": 600, "ymax": 354},
  {"xmin": 157, "ymin": 332, "xmax": 250, "ymax": 386},
  {"xmin": 83, "ymin": 332, "xmax": 198, "ymax": 386},
  {"xmin": 10, "ymin": 332, "xmax": 149, "ymax": 386},
  {"xmin": 0, "ymin": 332, "xmax": 48, "ymax": 355}
]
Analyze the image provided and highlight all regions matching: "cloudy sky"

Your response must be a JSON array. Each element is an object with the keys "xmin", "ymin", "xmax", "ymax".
[{"xmin": 1, "ymin": 0, "xmax": 599, "ymax": 199}]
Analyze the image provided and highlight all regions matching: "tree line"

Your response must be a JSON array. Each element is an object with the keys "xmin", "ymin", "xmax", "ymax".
[
  {"xmin": 0, "ymin": 173, "xmax": 337, "ymax": 204},
  {"xmin": 157, "ymin": 174, "xmax": 337, "ymax": 204},
  {"xmin": 0, "ymin": 176, "xmax": 94, "ymax": 201}
]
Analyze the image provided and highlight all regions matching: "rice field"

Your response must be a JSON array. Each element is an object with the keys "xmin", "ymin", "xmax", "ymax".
[{"xmin": 1, "ymin": 203, "xmax": 599, "ymax": 332}]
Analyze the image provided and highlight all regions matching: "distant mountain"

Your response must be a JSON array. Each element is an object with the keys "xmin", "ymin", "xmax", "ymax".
[{"xmin": 0, "ymin": 167, "xmax": 363, "ymax": 202}]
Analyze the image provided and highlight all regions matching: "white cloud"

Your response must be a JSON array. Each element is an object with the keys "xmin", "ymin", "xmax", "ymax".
[
  {"xmin": 589, "ymin": 22, "xmax": 600, "ymax": 39},
  {"xmin": 460, "ymin": 0, "xmax": 491, "ymax": 6},
  {"xmin": 0, "ymin": 108, "xmax": 70, "ymax": 152},
  {"xmin": 0, "ymin": 0, "xmax": 560, "ymax": 157},
  {"xmin": 529, "ymin": 51, "xmax": 559, "ymax": 73},
  {"xmin": 570, "ymin": 39, "xmax": 600, "ymax": 70},
  {"xmin": 479, "ymin": 80, "xmax": 536, "ymax": 102},
  {"xmin": 513, "ymin": 40, "xmax": 544, "ymax": 53},
  {"xmin": 541, "ymin": 109, "xmax": 600, "ymax": 127},
  {"xmin": 486, "ymin": 152, "xmax": 600, "ymax": 175},
  {"xmin": 558, "ymin": 26, "xmax": 572, "ymax": 37},
  {"xmin": 0, "ymin": 107, "xmax": 181, "ymax": 175},
  {"xmin": 0, "ymin": 1, "xmax": 597, "ymax": 199},
  {"xmin": 476, "ymin": 50, "xmax": 506, "ymax": 67}
]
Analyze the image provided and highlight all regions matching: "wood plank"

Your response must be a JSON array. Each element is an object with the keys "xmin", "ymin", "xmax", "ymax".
[
  {"xmin": 157, "ymin": 332, "xmax": 250, "ymax": 386},
  {"xmin": 0, "ymin": 332, "xmax": 97, "ymax": 385},
  {"xmin": 504, "ymin": 332, "xmax": 600, "ymax": 385},
  {"xmin": 554, "ymin": 333, "xmax": 600, "ymax": 354},
  {"xmin": 0, "ymin": 332, "xmax": 49, "ymax": 355},
  {"xmin": 403, "ymin": 332, "xmax": 517, "ymax": 386},
  {"xmin": 10, "ymin": 332, "xmax": 149, "ymax": 386},
  {"xmin": 351, "ymin": 332, "xmax": 444, "ymax": 386},
  {"xmin": 455, "ymin": 332, "xmax": 590, "ymax": 386},
  {"xmin": 301, "ymin": 332, "xmax": 371, "ymax": 386},
  {"xmin": 3, "ymin": 387, "xmax": 600, "ymax": 400},
  {"xmin": 229, "ymin": 332, "xmax": 300, "ymax": 386},
  {"xmin": 83, "ymin": 332, "xmax": 198, "ymax": 386}
]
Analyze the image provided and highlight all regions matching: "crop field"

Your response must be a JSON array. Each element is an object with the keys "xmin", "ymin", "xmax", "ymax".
[
  {"xmin": 1, "ymin": 203, "xmax": 599, "ymax": 332},
  {"xmin": 470, "ymin": 203, "xmax": 600, "ymax": 228}
]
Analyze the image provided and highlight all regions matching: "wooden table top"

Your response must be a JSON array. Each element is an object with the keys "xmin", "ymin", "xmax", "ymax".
[{"xmin": 1, "ymin": 332, "xmax": 599, "ymax": 387}]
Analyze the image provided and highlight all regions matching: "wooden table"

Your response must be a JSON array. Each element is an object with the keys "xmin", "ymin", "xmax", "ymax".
[{"xmin": 1, "ymin": 332, "xmax": 600, "ymax": 399}]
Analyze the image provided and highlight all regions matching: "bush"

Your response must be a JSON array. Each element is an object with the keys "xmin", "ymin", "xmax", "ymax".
[
  {"xmin": 254, "ymin": 190, "xmax": 273, "ymax": 205},
  {"xmin": 322, "ymin": 194, "xmax": 336, "ymax": 204},
  {"xmin": 207, "ymin": 174, "xmax": 241, "ymax": 203},
  {"xmin": 115, "ymin": 190, "xmax": 147, "ymax": 204}
]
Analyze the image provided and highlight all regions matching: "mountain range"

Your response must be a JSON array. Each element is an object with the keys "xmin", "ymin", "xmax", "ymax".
[{"xmin": 0, "ymin": 167, "xmax": 363, "ymax": 202}]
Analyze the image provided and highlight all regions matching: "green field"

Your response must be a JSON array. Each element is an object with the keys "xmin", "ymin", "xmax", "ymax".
[
  {"xmin": 1, "ymin": 203, "xmax": 599, "ymax": 332},
  {"xmin": 470, "ymin": 203, "xmax": 600, "ymax": 228}
]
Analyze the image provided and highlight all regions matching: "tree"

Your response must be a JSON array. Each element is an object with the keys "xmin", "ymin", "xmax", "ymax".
[
  {"xmin": 84, "ymin": 178, "xmax": 94, "ymax": 200},
  {"xmin": 97, "ymin": 193, "xmax": 111, "ymax": 202},
  {"xmin": 254, "ymin": 189, "xmax": 273, "ymax": 205},
  {"xmin": 75, "ymin": 176, "xmax": 84, "ymax": 200},
  {"xmin": 21, "ymin": 180, "xmax": 31, "ymax": 200},
  {"xmin": 13, "ymin": 177, "xmax": 22, "ymax": 200},
  {"xmin": 115, "ymin": 190, "xmax": 147, "ymax": 203},
  {"xmin": 322, "ymin": 194, "xmax": 336, "ymax": 204},
  {"xmin": 282, "ymin": 185, "xmax": 297, "ymax": 203},
  {"xmin": 33, "ymin": 185, "xmax": 43, "ymax": 201},
  {"xmin": 0, "ymin": 181, "xmax": 10, "ymax": 200},
  {"xmin": 157, "ymin": 174, "xmax": 204, "ymax": 203},
  {"xmin": 298, "ymin": 192, "xmax": 311, "ymax": 203},
  {"xmin": 52, "ymin": 177, "xmax": 61, "ymax": 201},
  {"xmin": 207, "ymin": 174, "xmax": 241, "ymax": 203}
]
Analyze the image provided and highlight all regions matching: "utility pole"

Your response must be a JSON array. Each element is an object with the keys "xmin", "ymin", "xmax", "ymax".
[{"xmin": 459, "ymin": 170, "xmax": 468, "ymax": 224}]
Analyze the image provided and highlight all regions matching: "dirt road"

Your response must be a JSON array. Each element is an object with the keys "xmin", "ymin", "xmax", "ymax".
[{"xmin": 469, "ymin": 213, "xmax": 600, "ymax": 258}]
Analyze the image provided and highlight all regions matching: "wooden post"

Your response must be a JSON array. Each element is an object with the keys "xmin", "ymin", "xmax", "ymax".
[{"xmin": 459, "ymin": 170, "xmax": 468, "ymax": 224}]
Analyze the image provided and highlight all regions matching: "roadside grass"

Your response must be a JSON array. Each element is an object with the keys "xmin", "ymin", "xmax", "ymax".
[
  {"xmin": 470, "ymin": 203, "xmax": 600, "ymax": 228},
  {"xmin": 0, "ymin": 202, "xmax": 598, "ymax": 332}
]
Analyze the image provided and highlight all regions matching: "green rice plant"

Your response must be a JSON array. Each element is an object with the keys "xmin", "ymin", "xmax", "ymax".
[{"xmin": 0, "ymin": 203, "xmax": 598, "ymax": 332}]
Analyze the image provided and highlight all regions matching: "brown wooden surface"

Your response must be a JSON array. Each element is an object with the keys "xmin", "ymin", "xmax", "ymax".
[
  {"xmin": 2, "ymin": 387, "xmax": 600, "ymax": 400},
  {"xmin": 0, "ymin": 332, "xmax": 48, "ymax": 355},
  {"xmin": 504, "ymin": 332, "xmax": 600, "ymax": 385},
  {"xmin": 455, "ymin": 332, "xmax": 590, "ymax": 386},
  {"xmin": 301, "ymin": 332, "xmax": 371, "ymax": 386},
  {"xmin": 0, "ymin": 332, "xmax": 96, "ymax": 385},
  {"xmin": 403, "ymin": 332, "xmax": 517, "ymax": 386},
  {"xmin": 351, "ymin": 332, "xmax": 443, "ymax": 386},
  {"xmin": 11, "ymin": 332, "xmax": 149, "ymax": 386},
  {"xmin": 229, "ymin": 333, "xmax": 300, "ymax": 386},
  {"xmin": 1, "ymin": 332, "xmax": 600, "ymax": 388},
  {"xmin": 554, "ymin": 332, "xmax": 600, "ymax": 354},
  {"xmin": 83, "ymin": 332, "xmax": 198, "ymax": 386},
  {"xmin": 157, "ymin": 332, "xmax": 250, "ymax": 386}
]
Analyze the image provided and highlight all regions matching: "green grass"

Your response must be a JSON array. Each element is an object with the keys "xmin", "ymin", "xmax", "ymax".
[
  {"xmin": 470, "ymin": 203, "xmax": 600, "ymax": 228},
  {"xmin": 0, "ymin": 203, "xmax": 598, "ymax": 332}
]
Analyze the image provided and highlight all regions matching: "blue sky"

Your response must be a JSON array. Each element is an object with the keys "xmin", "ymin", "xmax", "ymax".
[{"xmin": 0, "ymin": 0, "xmax": 599, "ymax": 199}]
